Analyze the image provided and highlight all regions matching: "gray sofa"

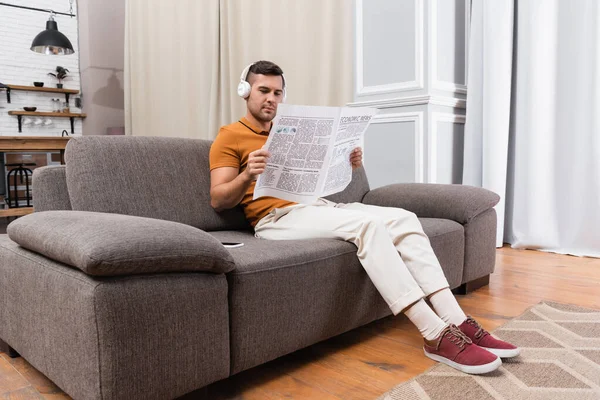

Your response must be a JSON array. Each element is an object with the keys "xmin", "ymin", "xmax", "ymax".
[{"xmin": 0, "ymin": 136, "xmax": 500, "ymax": 400}]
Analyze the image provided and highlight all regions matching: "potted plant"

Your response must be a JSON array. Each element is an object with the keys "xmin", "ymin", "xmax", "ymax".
[{"xmin": 48, "ymin": 66, "xmax": 69, "ymax": 88}]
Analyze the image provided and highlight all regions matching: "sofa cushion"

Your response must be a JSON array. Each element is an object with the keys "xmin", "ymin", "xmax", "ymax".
[
  {"xmin": 210, "ymin": 216, "xmax": 464, "ymax": 374},
  {"xmin": 7, "ymin": 211, "xmax": 235, "ymax": 276},
  {"xmin": 64, "ymin": 136, "xmax": 250, "ymax": 231},
  {"xmin": 210, "ymin": 230, "xmax": 390, "ymax": 374}
]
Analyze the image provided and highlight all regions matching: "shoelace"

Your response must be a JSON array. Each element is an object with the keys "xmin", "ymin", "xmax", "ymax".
[
  {"xmin": 466, "ymin": 317, "xmax": 489, "ymax": 340},
  {"xmin": 442, "ymin": 324, "xmax": 473, "ymax": 348}
]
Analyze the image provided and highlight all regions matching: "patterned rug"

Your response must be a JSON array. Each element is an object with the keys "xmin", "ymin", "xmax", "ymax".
[{"xmin": 378, "ymin": 301, "xmax": 600, "ymax": 400}]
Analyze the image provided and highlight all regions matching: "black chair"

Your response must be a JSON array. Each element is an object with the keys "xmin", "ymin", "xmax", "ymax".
[{"xmin": 6, "ymin": 163, "xmax": 36, "ymax": 208}]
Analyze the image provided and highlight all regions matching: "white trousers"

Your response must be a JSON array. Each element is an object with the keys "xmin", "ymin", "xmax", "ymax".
[{"xmin": 254, "ymin": 199, "xmax": 450, "ymax": 315}]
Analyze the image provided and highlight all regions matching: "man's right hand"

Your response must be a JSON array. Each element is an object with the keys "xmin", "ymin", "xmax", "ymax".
[
  {"xmin": 210, "ymin": 147, "xmax": 270, "ymax": 211},
  {"xmin": 244, "ymin": 148, "xmax": 271, "ymax": 180}
]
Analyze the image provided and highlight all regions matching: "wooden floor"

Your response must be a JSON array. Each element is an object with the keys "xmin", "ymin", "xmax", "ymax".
[{"xmin": 0, "ymin": 246, "xmax": 599, "ymax": 400}]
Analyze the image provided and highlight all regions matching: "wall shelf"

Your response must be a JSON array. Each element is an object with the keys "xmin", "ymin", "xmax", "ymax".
[
  {"xmin": 8, "ymin": 111, "xmax": 87, "ymax": 133},
  {"xmin": 4, "ymin": 85, "xmax": 79, "ymax": 104}
]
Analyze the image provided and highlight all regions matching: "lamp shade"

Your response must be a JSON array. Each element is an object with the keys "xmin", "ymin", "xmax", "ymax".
[{"xmin": 31, "ymin": 19, "xmax": 74, "ymax": 55}]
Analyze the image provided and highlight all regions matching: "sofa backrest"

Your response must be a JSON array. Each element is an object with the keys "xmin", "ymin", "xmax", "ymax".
[
  {"xmin": 324, "ymin": 167, "xmax": 371, "ymax": 204},
  {"xmin": 64, "ymin": 136, "xmax": 250, "ymax": 231}
]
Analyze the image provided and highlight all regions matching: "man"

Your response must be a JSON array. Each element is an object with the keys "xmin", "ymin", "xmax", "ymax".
[{"xmin": 210, "ymin": 60, "xmax": 519, "ymax": 375}]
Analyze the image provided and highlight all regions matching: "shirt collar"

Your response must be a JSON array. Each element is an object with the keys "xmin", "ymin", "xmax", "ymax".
[{"xmin": 240, "ymin": 117, "xmax": 271, "ymax": 136}]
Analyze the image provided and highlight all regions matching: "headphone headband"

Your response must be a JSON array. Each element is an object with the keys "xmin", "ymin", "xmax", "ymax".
[
  {"xmin": 237, "ymin": 62, "xmax": 286, "ymax": 101},
  {"xmin": 239, "ymin": 63, "xmax": 253, "ymax": 83}
]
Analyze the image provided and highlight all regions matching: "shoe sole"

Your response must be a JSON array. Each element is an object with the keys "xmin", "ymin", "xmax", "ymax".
[
  {"xmin": 423, "ymin": 348, "xmax": 502, "ymax": 375},
  {"xmin": 483, "ymin": 347, "xmax": 521, "ymax": 358}
]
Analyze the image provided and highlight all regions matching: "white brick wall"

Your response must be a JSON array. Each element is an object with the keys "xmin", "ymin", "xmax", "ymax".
[{"xmin": 0, "ymin": 0, "xmax": 81, "ymax": 136}]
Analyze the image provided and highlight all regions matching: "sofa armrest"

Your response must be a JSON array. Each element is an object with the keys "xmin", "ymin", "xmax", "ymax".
[
  {"xmin": 362, "ymin": 183, "xmax": 500, "ymax": 224},
  {"xmin": 32, "ymin": 165, "xmax": 72, "ymax": 211},
  {"xmin": 7, "ymin": 211, "xmax": 235, "ymax": 276}
]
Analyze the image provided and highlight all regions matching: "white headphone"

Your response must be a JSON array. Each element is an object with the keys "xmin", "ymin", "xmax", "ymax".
[{"xmin": 237, "ymin": 63, "xmax": 287, "ymax": 102}]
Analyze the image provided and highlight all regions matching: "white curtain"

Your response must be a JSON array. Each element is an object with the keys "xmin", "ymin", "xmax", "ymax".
[
  {"xmin": 464, "ymin": 0, "xmax": 600, "ymax": 257},
  {"xmin": 125, "ymin": 0, "xmax": 353, "ymax": 140},
  {"xmin": 124, "ymin": 0, "xmax": 221, "ymax": 139}
]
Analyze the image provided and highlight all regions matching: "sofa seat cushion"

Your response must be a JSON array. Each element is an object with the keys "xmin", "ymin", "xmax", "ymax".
[
  {"xmin": 209, "ymin": 216, "xmax": 464, "ymax": 374},
  {"xmin": 211, "ymin": 230, "xmax": 391, "ymax": 374},
  {"xmin": 8, "ymin": 211, "xmax": 235, "ymax": 277},
  {"xmin": 210, "ymin": 230, "xmax": 358, "ymax": 273}
]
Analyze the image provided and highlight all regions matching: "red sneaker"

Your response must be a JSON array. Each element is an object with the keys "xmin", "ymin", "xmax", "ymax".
[
  {"xmin": 458, "ymin": 317, "xmax": 521, "ymax": 358},
  {"xmin": 423, "ymin": 324, "xmax": 501, "ymax": 374}
]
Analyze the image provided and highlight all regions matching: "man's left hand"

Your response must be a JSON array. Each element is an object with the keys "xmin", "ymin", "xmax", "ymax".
[{"xmin": 350, "ymin": 147, "xmax": 363, "ymax": 170}]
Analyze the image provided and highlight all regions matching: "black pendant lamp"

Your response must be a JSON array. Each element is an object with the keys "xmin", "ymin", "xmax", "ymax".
[
  {"xmin": 31, "ymin": 13, "xmax": 74, "ymax": 55},
  {"xmin": 0, "ymin": 2, "xmax": 75, "ymax": 55}
]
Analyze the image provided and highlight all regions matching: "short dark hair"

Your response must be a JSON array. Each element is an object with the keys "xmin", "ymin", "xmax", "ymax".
[
  {"xmin": 247, "ymin": 60, "xmax": 285, "ymax": 88},
  {"xmin": 248, "ymin": 60, "xmax": 283, "ymax": 77}
]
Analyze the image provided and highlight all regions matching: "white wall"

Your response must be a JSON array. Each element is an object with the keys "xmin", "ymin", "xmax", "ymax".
[
  {"xmin": 77, "ymin": 0, "xmax": 125, "ymax": 136},
  {"xmin": 352, "ymin": 0, "xmax": 469, "ymax": 188},
  {"xmin": 0, "ymin": 0, "xmax": 82, "ymax": 136}
]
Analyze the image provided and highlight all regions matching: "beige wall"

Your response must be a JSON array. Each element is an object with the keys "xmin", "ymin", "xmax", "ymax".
[{"xmin": 77, "ymin": 0, "xmax": 125, "ymax": 135}]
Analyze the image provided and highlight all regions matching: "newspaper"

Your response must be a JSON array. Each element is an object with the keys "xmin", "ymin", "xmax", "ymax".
[{"xmin": 254, "ymin": 104, "xmax": 378, "ymax": 203}]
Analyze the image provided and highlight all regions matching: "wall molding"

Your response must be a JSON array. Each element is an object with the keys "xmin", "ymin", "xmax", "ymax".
[
  {"xmin": 348, "ymin": 95, "xmax": 466, "ymax": 109},
  {"xmin": 355, "ymin": 0, "xmax": 424, "ymax": 97},
  {"xmin": 428, "ymin": 112, "xmax": 466, "ymax": 183},
  {"xmin": 430, "ymin": 96, "xmax": 467, "ymax": 108},
  {"xmin": 429, "ymin": 0, "xmax": 468, "ymax": 95},
  {"xmin": 370, "ymin": 112, "xmax": 424, "ymax": 182}
]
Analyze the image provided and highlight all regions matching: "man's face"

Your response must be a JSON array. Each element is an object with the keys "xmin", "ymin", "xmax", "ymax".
[{"xmin": 246, "ymin": 73, "xmax": 284, "ymax": 124}]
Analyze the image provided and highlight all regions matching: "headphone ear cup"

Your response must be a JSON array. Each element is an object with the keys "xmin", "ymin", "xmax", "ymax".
[
  {"xmin": 282, "ymin": 88, "xmax": 287, "ymax": 103},
  {"xmin": 237, "ymin": 81, "xmax": 251, "ymax": 98}
]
